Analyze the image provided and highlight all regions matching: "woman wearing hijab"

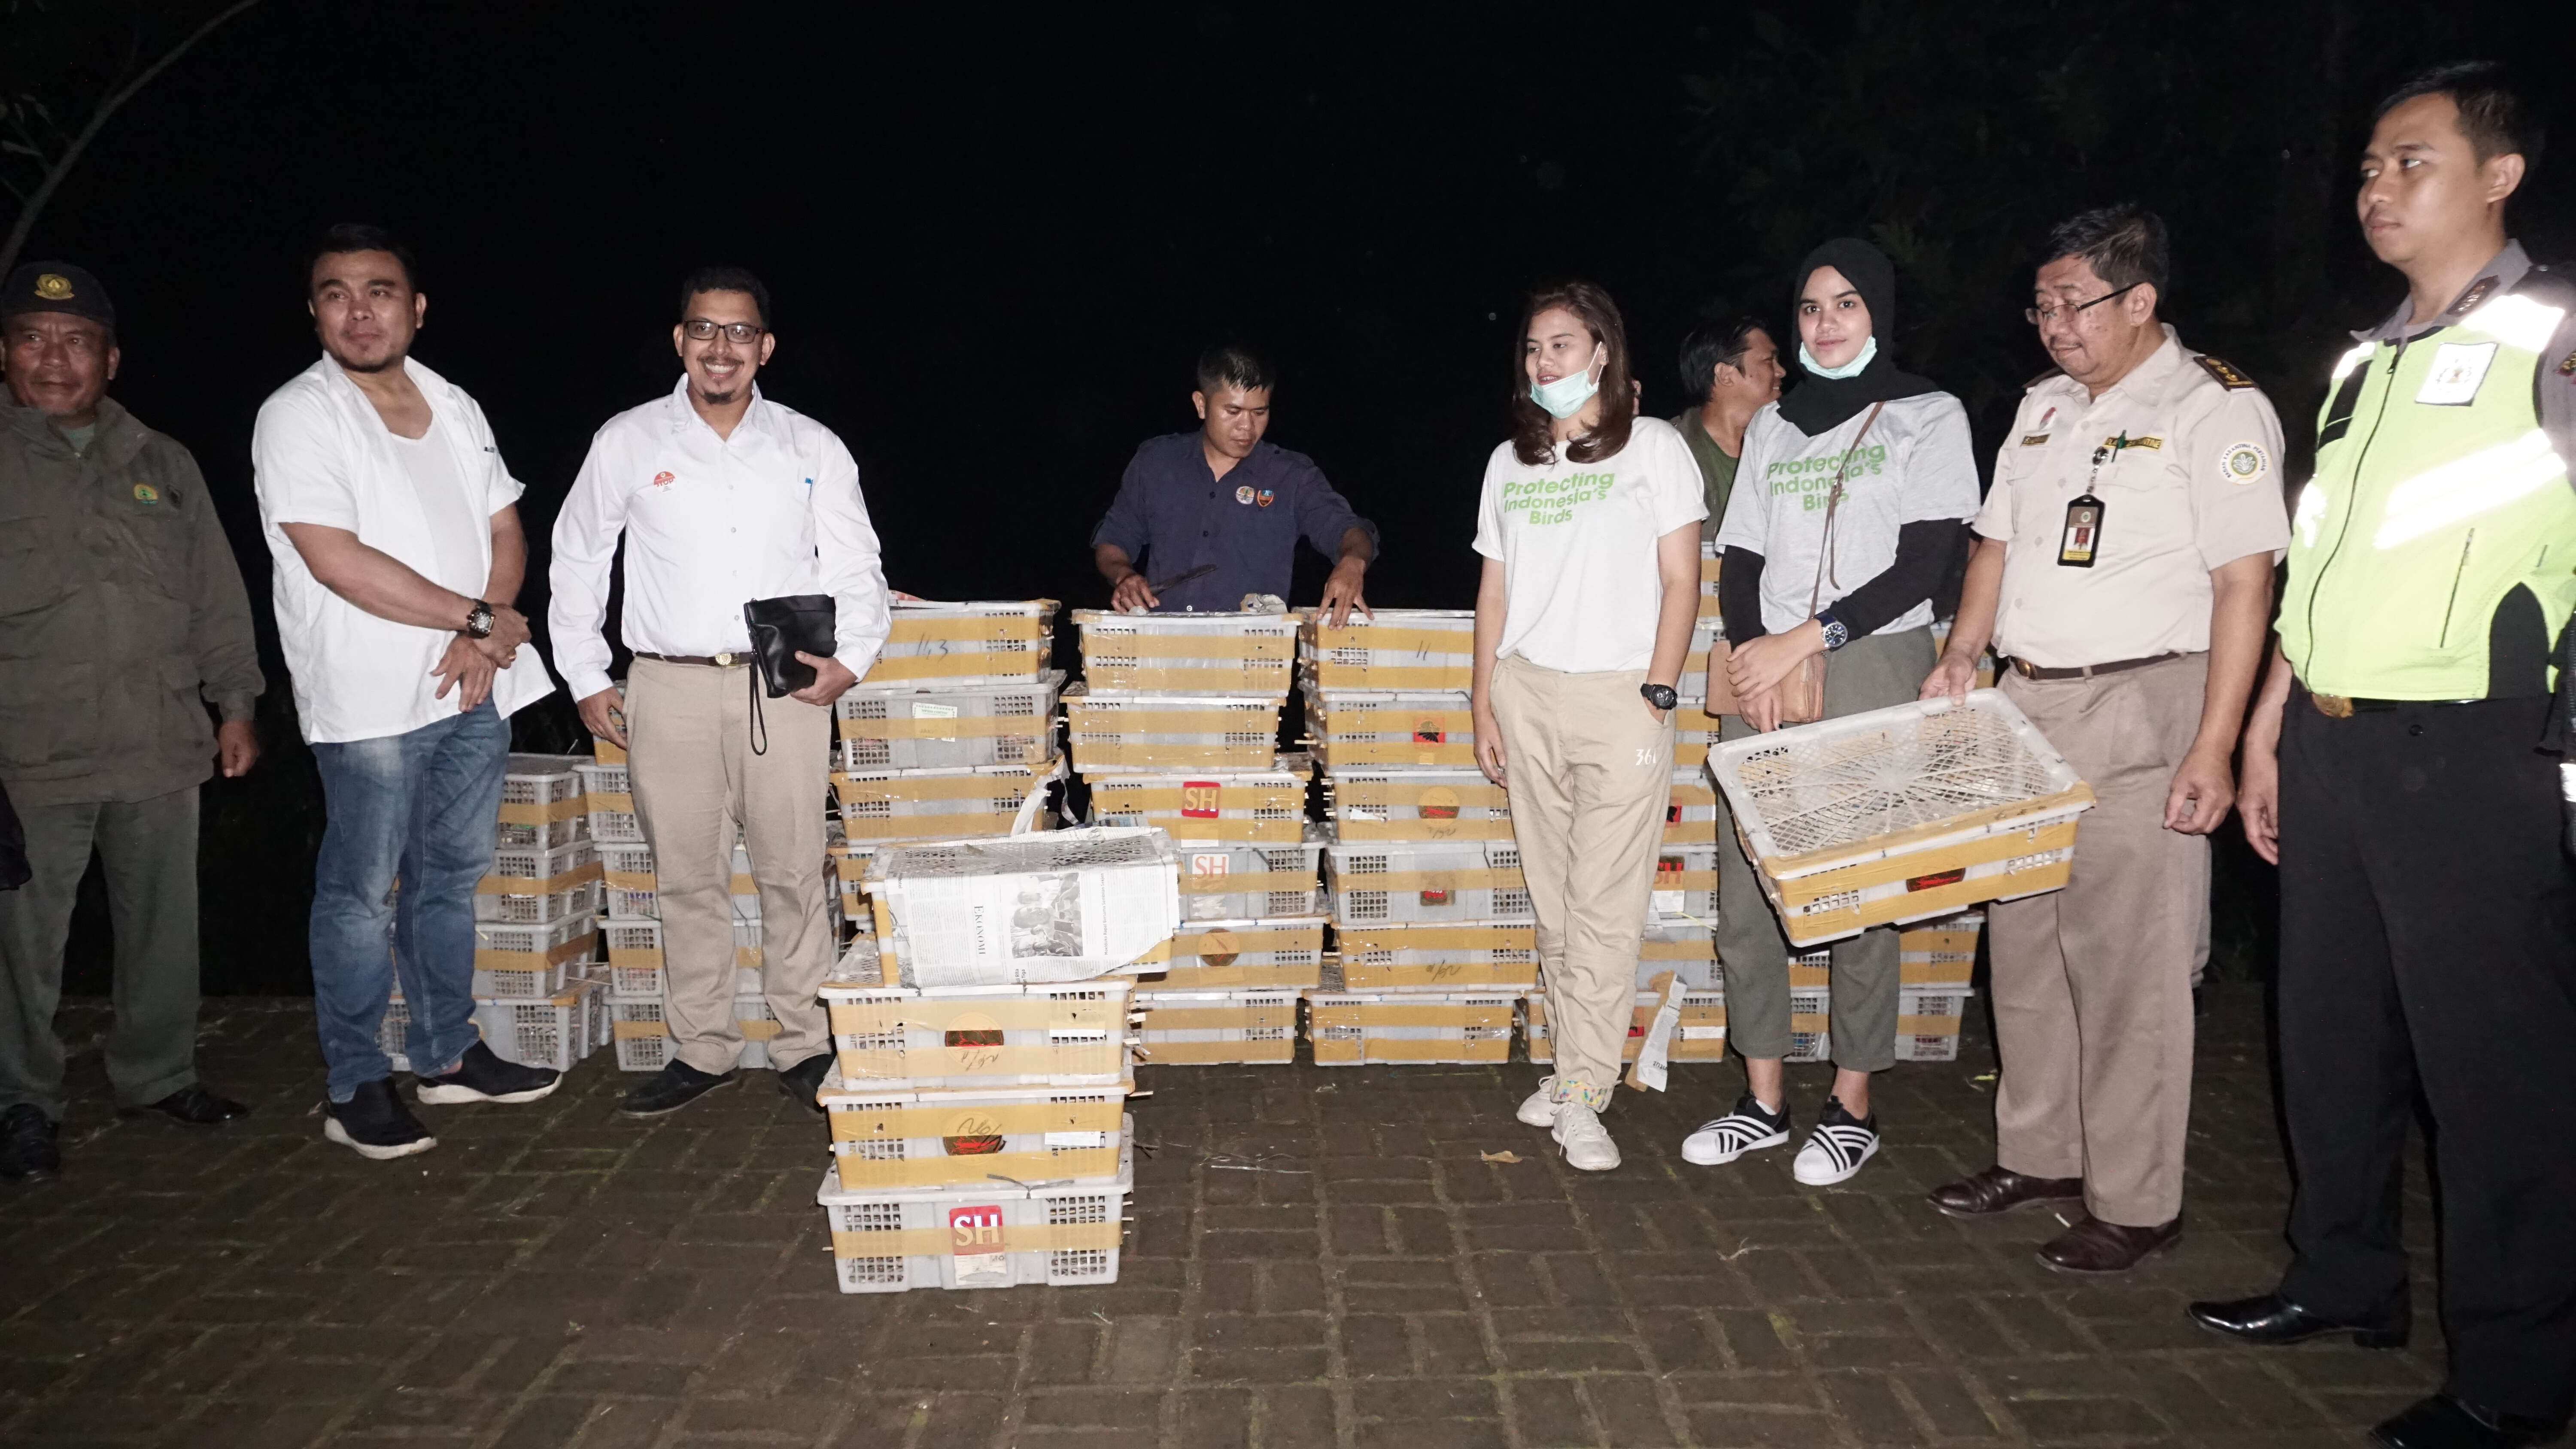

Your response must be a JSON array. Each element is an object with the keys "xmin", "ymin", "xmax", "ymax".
[
  {"xmin": 1690, "ymin": 239, "xmax": 1980, "ymax": 1185},
  {"xmin": 1472, "ymin": 280, "xmax": 1704, "ymax": 1172}
]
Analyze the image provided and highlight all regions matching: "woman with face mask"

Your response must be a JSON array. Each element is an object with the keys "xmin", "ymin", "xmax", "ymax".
[
  {"xmin": 1689, "ymin": 238, "xmax": 1980, "ymax": 1186},
  {"xmin": 1471, "ymin": 281, "xmax": 1706, "ymax": 1172}
]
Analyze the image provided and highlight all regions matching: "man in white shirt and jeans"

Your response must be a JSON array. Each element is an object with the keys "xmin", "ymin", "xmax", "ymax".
[
  {"xmin": 551, "ymin": 266, "xmax": 890, "ymax": 1118},
  {"xmin": 253, "ymin": 225, "xmax": 562, "ymax": 1161}
]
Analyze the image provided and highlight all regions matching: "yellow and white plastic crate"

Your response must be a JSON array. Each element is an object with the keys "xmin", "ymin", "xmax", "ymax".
[
  {"xmin": 1307, "ymin": 991, "xmax": 1515, "ymax": 1065},
  {"xmin": 1064, "ymin": 684, "xmax": 1281, "ymax": 774},
  {"xmin": 1299, "ymin": 685, "xmax": 1476, "ymax": 769},
  {"xmin": 1136, "ymin": 918, "xmax": 1326, "ymax": 991},
  {"xmin": 818, "ymin": 1073, "xmax": 1131, "ymax": 1190},
  {"xmin": 1329, "ymin": 922, "xmax": 1537, "ymax": 992},
  {"xmin": 1523, "ymin": 988, "xmax": 1728, "ymax": 1064},
  {"xmin": 1086, "ymin": 760, "xmax": 1310, "ymax": 844},
  {"xmin": 814, "ymin": 1118, "xmax": 1131, "ymax": 1294},
  {"xmin": 1324, "ymin": 840, "xmax": 1531, "ymax": 926},
  {"xmin": 821, "ymin": 979, "xmax": 1135, "ymax": 1088},
  {"xmin": 1297, "ymin": 609, "xmax": 1474, "ymax": 691},
  {"xmin": 1132, "ymin": 988, "xmax": 1299, "ymax": 1064},
  {"xmin": 863, "ymin": 600, "xmax": 1057, "ymax": 684},
  {"xmin": 1074, "ymin": 609, "xmax": 1297, "ymax": 694},
  {"xmin": 1173, "ymin": 836, "xmax": 1324, "ymax": 920},
  {"xmin": 1326, "ymin": 766, "xmax": 1510, "ymax": 843},
  {"xmin": 836, "ymin": 670, "xmax": 1064, "ymax": 771},
  {"xmin": 832, "ymin": 758, "xmax": 1065, "ymax": 843}
]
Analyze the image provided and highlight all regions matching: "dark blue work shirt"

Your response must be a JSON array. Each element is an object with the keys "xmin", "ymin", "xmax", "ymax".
[{"xmin": 1089, "ymin": 432, "xmax": 1379, "ymax": 613}]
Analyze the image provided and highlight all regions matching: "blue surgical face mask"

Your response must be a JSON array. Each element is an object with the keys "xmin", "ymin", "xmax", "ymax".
[
  {"xmin": 1529, "ymin": 343, "xmax": 1604, "ymax": 419},
  {"xmin": 1798, "ymin": 335, "xmax": 1877, "ymax": 379}
]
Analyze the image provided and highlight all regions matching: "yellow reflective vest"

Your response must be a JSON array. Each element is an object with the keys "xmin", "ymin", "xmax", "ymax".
[{"xmin": 2280, "ymin": 279, "xmax": 2576, "ymax": 698}]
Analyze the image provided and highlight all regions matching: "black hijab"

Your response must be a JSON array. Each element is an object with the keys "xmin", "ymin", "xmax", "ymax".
[{"xmin": 1774, "ymin": 236, "xmax": 1941, "ymax": 437}]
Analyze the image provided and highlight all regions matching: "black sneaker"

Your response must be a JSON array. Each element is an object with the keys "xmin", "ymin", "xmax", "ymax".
[
  {"xmin": 777, "ymin": 1053, "xmax": 831, "ymax": 1116},
  {"xmin": 617, "ymin": 1061, "xmax": 738, "ymax": 1118},
  {"xmin": 416, "ymin": 1041, "xmax": 562, "ymax": 1105},
  {"xmin": 1, "ymin": 1104, "xmax": 61, "ymax": 1182},
  {"xmin": 323, "ymin": 1079, "xmax": 438, "ymax": 1160}
]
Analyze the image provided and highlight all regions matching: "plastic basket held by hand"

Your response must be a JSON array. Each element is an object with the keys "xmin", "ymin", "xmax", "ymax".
[{"xmin": 1707, "ymin": 690, "xmax": 2094, "ymax": 946}]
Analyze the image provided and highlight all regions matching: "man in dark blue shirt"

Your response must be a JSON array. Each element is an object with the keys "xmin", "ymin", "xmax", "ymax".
[{"xmin": 1091, "ymin": 346, "xmax": 1376, "ymax": 620}]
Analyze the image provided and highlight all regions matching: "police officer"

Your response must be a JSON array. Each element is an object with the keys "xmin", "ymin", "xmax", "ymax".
[
  {"xmin": 2187, "ymin": 64, "xmax": 2576, "ymax": 1449},
  {"xmin": 1921, "ymin": 204, "xmax": 2286, "ymax": 1274},
  {"xmin": 1090, "ymin": 345, "xmax": 1378, "ymax": 621},
  {"xmin": 0, "ymin": 263, "xmax": 265, "ymax": 1182}
]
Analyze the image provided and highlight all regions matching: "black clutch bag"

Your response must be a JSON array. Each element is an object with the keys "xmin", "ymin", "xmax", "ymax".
[{"xmin": 743, "ymin": 594, "xmax": 837, "ymax": 699}]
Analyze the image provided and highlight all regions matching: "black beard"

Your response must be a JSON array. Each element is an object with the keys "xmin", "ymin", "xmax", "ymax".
[{"xmin": 699, "ymin": 386, "xmax": 739, "ymax": 405}]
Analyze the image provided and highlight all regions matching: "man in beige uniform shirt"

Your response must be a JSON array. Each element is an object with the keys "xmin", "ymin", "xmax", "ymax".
[{"xmin": 1921, "ymin": 205, "xmax": 2287, "ymax": 1273}]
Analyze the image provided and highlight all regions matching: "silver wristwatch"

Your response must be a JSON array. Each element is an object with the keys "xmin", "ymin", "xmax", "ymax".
[
  {"xmin": 1816, "ymin": 610, "xmax": 1850, "ymax": 652},
  {"xmin": 464, "ymin": 600, "xmax": 495, "ymax": 639}
]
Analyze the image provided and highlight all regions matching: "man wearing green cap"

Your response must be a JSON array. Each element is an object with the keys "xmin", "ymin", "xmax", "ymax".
[{"xmin": 0, "ymin": 261, "xmax": 265, "ymax": 1183}]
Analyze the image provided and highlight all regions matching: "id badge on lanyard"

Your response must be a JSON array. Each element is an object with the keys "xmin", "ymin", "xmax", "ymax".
[{"xmin": 2059, "ymin": 434, "xmax": 2132, "ymax": 568}]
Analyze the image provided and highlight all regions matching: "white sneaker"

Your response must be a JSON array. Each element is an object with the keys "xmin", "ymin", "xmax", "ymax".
[
  {"xmin": 1552, "ymin": 1104, "xmax": 1621, "ymax": 1171},
  {"xmin": 1680, "ymin": 1093, "xmax": 1791, "ymax": 1166},
  {"xmin": 1516, "ymin": 1076, "xmax": 1559, "ymax": 1128},
  {"xmin": 1792, "ymin": 1096, "xmax": 1880, "ymax": 1186}
]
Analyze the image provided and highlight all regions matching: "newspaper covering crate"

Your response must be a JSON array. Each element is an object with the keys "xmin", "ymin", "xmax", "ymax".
[
  {"xmin": 1899, "ymin": 910, "xmax": 1983, "ymax": 985},
  {"xmin": 838, "ymin": 671, "xmax": 1065, "ymax": 771},
  {"xmin": 862, "ymin": 600, "xmax": 1056, "ymax": 684},
  {"xmin": 1895, "ymin": 986, "xmax": 1977, "ymax": 1062},
  {"xmin": 1074, "ymin": 609, "xmax": 1298, "ymax": 694},
  {"xmin": 1064, "ymin": 684, "xmax": 1281, "ymax": 774},
  {"xmin": 1327, "ymin": 766, "xmax": 1511, "ymax": 843},
  {"xmin": 816, "ymin": 1122, "xmax": 1130, "ymax": 1294},
  {"xmin": 1708, "ymin": 691, "xmax": 2095, "ymax": 945},
  {"xmin": 820, "ymin": 1074, "xmax": 1130, "ymax": 1190},
  {"xmin": 1637, "ymin": 921, "xmax": 1719, "ymax": 988},
  {"xmin": 863, "ymin": 827, "xmax": 1179, "ymax": 988},
  {"xmin": 1085, "ymin": 759, "xmax": 1311, "ymax": 844},
  {"xmin": 1172, "ymin": 836, "xmax": 1324, "ymax": 920},
  {"xmin": 1330, "ymin": 922, "xmax": 1537, "ymax": 991},
  {"xmin": 1307, "ymin": 991, "xmax": 1515, "ymax": 1064},
  {"xmin": 1663, "ymin": 768, "xmax": 1718, "ymax": 846},
  {"xmin": 1649, "ymin": 843, "xmax": 1719, "ymax": 923},
  {"xmin": 1300, "ymin": 684, "xmax": 1477, "ymax": 769},
  {"xmin": 1324, "ymin": 840, "xmax": 1531, "ymax": 926},
  {"xmin": 1298, "ymin": 608, "xmax": 1476, "ymax": 691},
  {"xmin": 822, "ymin": 979, "xmax": 1134, "ymax": 1087},
  {"xmin": 497, "ymin": 754, "xmax": 588, "ymax": 830},
  {"xmin": 1133, "ymin": 988, "xmax": 1298, "ymax": 1064},
  {"xmin": 1135, "ymin": 918, "xmax": 1326, "ymax": 991},
  {"xmin": 473, "ymin": 979, "xmax": 603, "ymax": 1073},
  {"xmin": 474, "ymin": 913, "xmax": 597, "ymax": 974},
  {"xmin": 1524, "ymin": 988, "xmax": 1728, "ymax": 1063},
  {"xmin": 832, "ymin": 758, "xmax": 1065, "ymax": 843}
]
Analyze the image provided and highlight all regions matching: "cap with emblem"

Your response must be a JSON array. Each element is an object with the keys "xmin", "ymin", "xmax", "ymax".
[{"xmin": 1, "ymin": 261, "xmax": 115, "ymax": 330}]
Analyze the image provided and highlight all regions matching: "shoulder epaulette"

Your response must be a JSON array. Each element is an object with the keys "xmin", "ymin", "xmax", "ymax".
[{"xmin": 2194, "ymin": 355, "xmax": 2257, "ymax": 390}]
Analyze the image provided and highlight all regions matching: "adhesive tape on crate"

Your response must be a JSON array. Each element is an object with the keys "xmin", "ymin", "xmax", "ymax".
[
  {"xmin": 824, "ymin": 1098, "xmax": 1121, "ymax": 1140},
  {"xmin": 1338, "ymin": 925, "xmax": 1535, "ymax": 951},
  {"xmin": 840, "ymin": 714, "xmax": 1049, "ymax": 741},
  {"xmin": 1139, "ymin": 1039, "xmax": 1296, "ymax": 1064},
  {"xmin": 884, "ymin": 615, "xmax": 1048, "ymax": 643},
  {"xmin": 1174, "ymin": 868, "xmax": 1313, "ymax": 896},
  {"xmin": 1083, "ymin": 634, "xmax": 1295, "ymax": 660},
  {"xmin": 1067, "ymin": 705, "xmax": 1280, "ymax": 731},
  {"xmin": 1302, "ymin": 623, "xmax": 1473, "ymax": 652},
  {"xmin": 827, "ymin": 1220, "xmax": 1121, "ymax": 1259},
  {"xmin": 861, "ymin": 652, "xmax": 1045, "ymax": 682}
]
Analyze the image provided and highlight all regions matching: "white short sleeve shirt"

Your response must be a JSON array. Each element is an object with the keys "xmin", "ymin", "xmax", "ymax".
[
  {"xmin": 253, "ymin": 355, "xmax": 555, "ymax": 744},
  {"xmin": 1470, "ymin": 415, "xmax": 1707, "ymax": 673}
]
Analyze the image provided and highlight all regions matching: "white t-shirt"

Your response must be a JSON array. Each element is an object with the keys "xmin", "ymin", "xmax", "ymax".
[
  {"xmin": 1712, "ymin": 392, "xmax": 1981, "ymax": 636},
  {"xmin": 1470, "ymin": 415, "xmax": 1707, "ymax": 673},
  {"xmin": 254, "ymin": 355, "xmax": 556, "ymax": 743},
  {"xmin": 391, "ymin": 420, "xmax": 486, "ymax": 597}
]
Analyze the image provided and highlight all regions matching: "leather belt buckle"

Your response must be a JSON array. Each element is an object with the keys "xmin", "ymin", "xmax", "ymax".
[
  {"xmin": 712, "ymin": 651, "xmax": 738, "ymax": 667},
  {"xmin": 2311, "ymin": 692, "xmax": 2356, "ymax": 719},
  {"xmin": 2011, "ymin": 657, "xmax": 2038, "ymax": 679}
]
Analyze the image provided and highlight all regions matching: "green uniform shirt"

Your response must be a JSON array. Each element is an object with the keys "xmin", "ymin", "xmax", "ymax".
[{"xmin": 1671, "ymin": 406, "xmax": 1742, "ymax": 543}]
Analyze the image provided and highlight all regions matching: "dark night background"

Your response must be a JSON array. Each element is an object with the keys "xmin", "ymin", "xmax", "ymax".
[{"xmin": 22, "ymin": 0, "xmax": 2576, "ymax": 994}]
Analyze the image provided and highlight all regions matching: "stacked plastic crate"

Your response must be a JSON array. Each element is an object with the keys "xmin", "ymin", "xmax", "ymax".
[
  {"xmin": 817, "ymin": 827, "xmax": 1171, "ymax": 1293},
  {"xmin": 1896, "ymin": 909, "xmax": 1981, "ymax": 1061},
  {"xmin": 1069, "ymin": 608, "xmax": 1318, "ymax": 1065},
  {"xmin": 468, "ymin": 755, "xmax": 608, "ymax": 1070},
  {"xmin": 1297, "ymin": 611, "xmax": 1518, "ymax": 1066}
]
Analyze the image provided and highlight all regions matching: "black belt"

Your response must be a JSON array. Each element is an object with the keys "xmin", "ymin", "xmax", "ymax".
[
  {"xmin": 2008, "ymin": 652, "xmax": 2187, "ymax": 682},
  {"xmin": 634, "ymin": 651, "xmax": 750, "ymax": 668}
]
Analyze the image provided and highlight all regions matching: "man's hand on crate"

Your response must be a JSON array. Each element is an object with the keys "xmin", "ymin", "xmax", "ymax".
[{"xmin": 1318, "ymin": 557, "xmax": 1371, "ymax": 628}]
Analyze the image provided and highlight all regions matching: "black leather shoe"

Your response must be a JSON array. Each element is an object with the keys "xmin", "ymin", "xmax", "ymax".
[
  {"xmin": 2186, "ymin": 1289, "xmax": 2409, "ymax": 1349},
  {"xmin": 1927, "ymin": 1164, "xmax": 2085, "ymax": 1219},
  {"xmin": 122, "ymin": 1084, "xmax": 248, "ymax": 1126},
  {"xmin": 2038, "ymin": 1213, "xmax": 2181, "ymax": 1275},
  {"xmin": 776, "ymin": 1053, "xmax": 830, "ymax": 1116},
  {"xmin": 2372, "ymin": 1394, "xmax": 2562, "ymax": 1448},
  {"xmin": 0, "ymin": 1104, "xmax": 61, "ymax": 1182},
  {"xmin": 618, "ymin": 1061, "xmax": 738, "ymax": 1118}
]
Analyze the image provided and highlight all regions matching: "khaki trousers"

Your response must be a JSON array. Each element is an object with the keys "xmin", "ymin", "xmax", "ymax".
[
  {"xmin": 626, "ymin": 659, "xmax": 834, "ymax": 1076},
  {"xmin": 1990, "ymin": 652, "xmax": 2207, "ymax": 1227},
  {"xmin": 1489, "ymin": 655, "xmax": 1673, "ymax": 1111},
  {"xmin": 1717, "ymin": 627, "xmax": 1933, "ymax": 1072}
]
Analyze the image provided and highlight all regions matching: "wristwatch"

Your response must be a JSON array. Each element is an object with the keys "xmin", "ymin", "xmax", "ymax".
[
  {"xmin": 1816, "ymin": 609, "xmax": 1851, "ymax": 652},
  {"xmin": 464, "ymin": 600, "xmax": 495, "ymax": 639},
  {"xmin": 1640, "ymin": 682, "xmax": 1679, "ymax": 712}
]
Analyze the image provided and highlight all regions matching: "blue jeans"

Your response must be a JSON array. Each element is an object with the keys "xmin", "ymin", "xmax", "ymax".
[{"xmin": 308, "ymin": 701, "xmax": 510, "ymax": 1100}]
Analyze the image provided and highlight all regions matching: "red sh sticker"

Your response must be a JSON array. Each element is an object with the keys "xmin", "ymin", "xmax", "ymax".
[
  {"xmin": 949, "ymin": 1204, "xmax": 1009, "ymax": 1283},
  {"xmin": 1180, "ymin": 782, "xmax": 1221, "ymax": 818}
]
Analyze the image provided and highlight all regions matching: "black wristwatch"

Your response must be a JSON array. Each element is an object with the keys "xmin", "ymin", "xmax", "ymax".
[
  {"xmin": 1640, "ymin": 682, "xmax": 1678, "ymax": 712},
  {"xmin": 1816, "ymin": 609, "xmax": 1851, "ymax": 652},
  {"xmin": 464, "ymin": 599, "xmax": 495, "ymax": 639}
]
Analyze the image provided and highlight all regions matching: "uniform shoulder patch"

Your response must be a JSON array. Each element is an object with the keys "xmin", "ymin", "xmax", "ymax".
[
  {"xmin": 2194, "ymin": 355, "xmax": 2257, "ymax": 390},
  {"xmin": 2558, "ymin": 347, "xmax": 2576, "ymax": 378},
  {"xmin": 2217, "ymin": 441, "xmax": 2270, "ymax": 486}
]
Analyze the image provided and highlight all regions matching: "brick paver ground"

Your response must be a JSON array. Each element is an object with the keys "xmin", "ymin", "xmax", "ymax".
[{"xmin": 0, "ymin": 985, "xmax": 2442, "ymax": 1448}]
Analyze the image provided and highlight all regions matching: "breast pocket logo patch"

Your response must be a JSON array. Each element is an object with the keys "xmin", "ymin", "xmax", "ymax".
[
  {"xmin": 131, "ymin": 483, "xmax": 160, "ymax": 504},
  {"xmin": 651, "ymin": 471, "xmax": 674, "ymax": 488}
]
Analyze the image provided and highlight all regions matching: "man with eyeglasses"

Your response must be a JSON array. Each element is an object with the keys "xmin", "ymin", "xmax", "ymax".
[
  {"xmin": 1920, "ymin": 203, "xmax": 2285, "ymax": 1275},
  {"xmin": 2188, "ymin": 64, "xmax": 2576, "ymax": 1449},
  {"xmin": 550, "ymin": 265, "xmax": 890, "ymax": 1120}
]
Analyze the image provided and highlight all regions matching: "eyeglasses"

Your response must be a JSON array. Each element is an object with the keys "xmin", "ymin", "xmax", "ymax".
[
  {"xmin": 2025, "ymin": 283, "xmax": 2142, "ymax": 327},
  {"xmin": 682, "ymin": 319, "xmax": 765, "ymax": 344}
]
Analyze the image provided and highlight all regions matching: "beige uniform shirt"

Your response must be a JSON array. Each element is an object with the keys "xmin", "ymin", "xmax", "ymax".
[{"xmin": 1975, "ymin": 327, "xmax": 2290, "ymax": 669}]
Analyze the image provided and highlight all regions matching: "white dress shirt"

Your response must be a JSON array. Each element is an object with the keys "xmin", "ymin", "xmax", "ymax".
[
  {"xmin": 549, "ymin": 378, "xmax": 892, "ymax": 702},
  {"xmin": 253, "ymin": 354, "xmax": 555, "ymax": 744}
]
